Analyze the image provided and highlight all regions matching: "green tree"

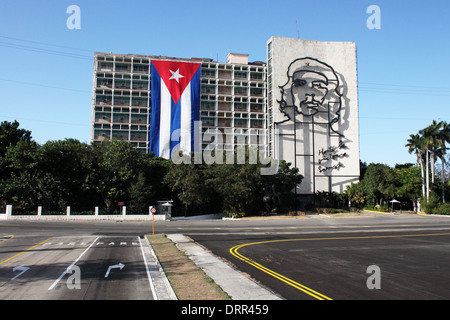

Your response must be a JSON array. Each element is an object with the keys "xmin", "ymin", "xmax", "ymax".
[
  {"xmin": 407, "ymin": 121, "xmax": 450, "ymax": 203},
  {"xmin": 206, "ymin": 163, "xmax": 263, "ymax": 217},
  {"xmin": 163, "ymin": 162, "xmax": 208, "ymax": 216},
  {"xmin": 138, "ymin": 153, "xmax": 171, "ymax": 203},
  {"xmin": 2, "ymin": 139, "xmax": 97, "ymax": 210},
  {"xmin": 420, "ymin": 121, "xmax": 444, "ymax": 200},
  {"xmin": 361, "ymin": 163, "xmax": 396, "ymax": 206},
  {"xmin": 406, "ymin": 133, "xmax": 426, "ymax": 199},
  {"xmin": 128, "ymin": 172, "xmax": 154, "ymax": 214},
  {"xmin": 94, "ymin": 140, "xmax": 140, "ymax": 212},
  {"xmin": 1, "ymin": 140, "xmax": 40, "ymax": 209},
  {"xmin": 0, "ymin": 121, "xmax": 33, "ymax": 186},
  {"xmin": 394, "ymin": 165, "xmax": 422, "ymax": 211},
  {"xmin": 0, "ymin": 120, "xmax": 32, "ymax": 157},
  {"xmin": 36, "ymin": 139, "xmax": 94, "ymax": 209},
  {"xmin": 343, "ymin": 182, "xmax": 365, "ymax": 208},
  {"xmin": 436, "ymin": 121, "xmax": 450, "ymax": 202},
  {"xmin": 261, "ymin": 160, "xmax": 303, "ymax": 211}
]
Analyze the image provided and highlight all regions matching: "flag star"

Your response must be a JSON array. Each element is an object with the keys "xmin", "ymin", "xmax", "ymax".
[{"xmin": 169, "ymin": 69, "xmax": 184, "ymax": 83}]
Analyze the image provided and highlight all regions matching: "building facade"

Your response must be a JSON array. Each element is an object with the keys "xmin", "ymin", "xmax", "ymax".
[
  {"xmin": 267, "ymin": 37, "xmax": 360, "ymax": 195},
  {"xmin": 91, "ymin": 53, "xmax": 267, "ymax": 155},
  {"xmin": 91, "ymin": 37, "xmax": 360, "ymax": 195}
]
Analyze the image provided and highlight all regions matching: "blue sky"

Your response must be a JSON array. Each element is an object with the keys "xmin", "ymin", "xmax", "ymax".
[{"xmin": 0, "ymin": 0, "xmax": 449, "ymax": 167}]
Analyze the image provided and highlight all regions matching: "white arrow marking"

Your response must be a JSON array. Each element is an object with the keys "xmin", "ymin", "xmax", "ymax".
[
  {"xmin": 105, "ymin": 263, "xmax": 125, "ymax": 278},
  {"xmin": 11, "ymin": 266, "xmax": 30, "ymax": 280}
]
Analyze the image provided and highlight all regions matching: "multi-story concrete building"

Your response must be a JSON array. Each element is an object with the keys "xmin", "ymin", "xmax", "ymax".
[
  {"xmin": 91, "ymin": 37, "xmax": 360, "ymax": 195},
  {"xmin": 267, "ymin": 37, "xmax": 360, "ymax": 195},
  {"xmin": 91, "ymin": 52, "xmax": 267, "ymax": 155}
]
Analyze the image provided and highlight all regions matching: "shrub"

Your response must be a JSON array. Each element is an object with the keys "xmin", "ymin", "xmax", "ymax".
[
  {"xmin": 421, "ymin": 191, "xmax": 441, "ymax": 214},
  {"xmin": 223, "ymin": 210, "xmax": 245, "ymax": 219},
  {"xmin": 433, "ymin": 203, "xmax": 450, "ymax": 215}
]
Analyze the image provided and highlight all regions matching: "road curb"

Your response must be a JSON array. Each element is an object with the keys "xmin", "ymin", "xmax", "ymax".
[
  {"xmin": 143, "ymin": 236, "xmax": 178, "ymax": 300},
  {"xmin": 167, "ymin": 233, "xmax": 283, "ymax": 300}
]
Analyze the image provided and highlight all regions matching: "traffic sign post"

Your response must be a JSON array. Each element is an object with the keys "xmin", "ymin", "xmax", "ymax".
[{"xmin": 150, "ymin": 206, "xmax": 157, "ymax": 235}]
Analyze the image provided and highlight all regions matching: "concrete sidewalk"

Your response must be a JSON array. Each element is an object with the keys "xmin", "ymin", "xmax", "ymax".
[{"xmin": 166, "ymin": 233, "xmax": 283, "ymax": 300}]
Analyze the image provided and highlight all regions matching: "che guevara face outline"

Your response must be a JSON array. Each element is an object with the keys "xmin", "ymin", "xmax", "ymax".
[
  {"xmin": 276, "ymin": 57, "xmax": 343, "ymax": 137},
  {"xmin": 290, "ymin": 70, "xmax": 329, "ymax": 116}
]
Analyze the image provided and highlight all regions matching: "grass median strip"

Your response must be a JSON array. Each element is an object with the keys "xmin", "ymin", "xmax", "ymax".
[{"xmin": 147, "ymin": 234, "xmax": 230, "ymax": 300}]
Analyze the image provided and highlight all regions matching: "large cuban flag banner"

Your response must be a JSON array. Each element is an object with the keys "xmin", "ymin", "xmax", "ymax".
[{"xmin": 149, "ymin": 60, "xmax": 201, "ymax": 159}]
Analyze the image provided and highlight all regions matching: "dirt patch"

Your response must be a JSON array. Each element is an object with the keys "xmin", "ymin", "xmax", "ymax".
[{"xmin": 147, "ymin": 234, "xmax": 230, "ymax": 300}]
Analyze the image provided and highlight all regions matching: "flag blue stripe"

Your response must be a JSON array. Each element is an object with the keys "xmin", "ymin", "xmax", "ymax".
[
  {"xmin": 190, "ymin": 67, "xmax": 201, "ymax": 152},
  {"xmin": 149, "ymin": 63, "xmax": 161, "ymax": 155}
]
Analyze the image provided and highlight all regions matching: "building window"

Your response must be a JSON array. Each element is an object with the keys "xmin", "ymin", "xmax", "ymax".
[
  {"xmin": 234, "ymin": 119, "xmax": 248, "ymax": 127},
  {"xmin": 201, "ymin": 68, "xmax": 215, "ymax": 77},
  {"xmin": 133, "ymin": 64, "xmax": 149, "ymax": 73},
  {"xmin": 234, "ymin": 71, "xmax": 247, "ymax": 79},
  {"xmin": 116, "ymin": 63, "xmax": 129, "ymax": 72},
  {"xmin": 234, "ymin": 87, "xmax": 247, "ymax": 95},
  {"xmin": 234, "ymin": 102, "xmax": 247, "ymax": 111}
]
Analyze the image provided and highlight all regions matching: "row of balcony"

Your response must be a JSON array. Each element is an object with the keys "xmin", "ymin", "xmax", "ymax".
[
  {"xmin": 98, "ymin": 63, "xmax": 149, "ymax": 74},
  {"xmin": 201, "ymin": 102, "xmax": 264, "ymax": 112},
  {"xmin": 94, "ymin": 135, "xmax": 148, "ymax": 142},
  {"xmin": 201, "ymin": 70, "xmax": 265, "ymax": 82},
  {"xmin": 95, "ymin": 99, "xmax": 148, "ymax": 107},
  {"xmin": 96, "ymin": 82, "xmax": 264, "ymax": 95},
  {"xmin": 97, "ymin": 84, "xmax": 149, "ymax": 90},
  {"xmin": 201, "ymin": 118, "xmax": 264, "ymax": 129},
  {"xmin": 201, "ymin": 87, "xmax": 265, "ymax": 97},
  {"xmin": 94, "ymin": 100, "xmax": 264, "ymax": 112},
  {"xmin": 94, "ymin": 117, "xmax": 264, "ymax": 129}
]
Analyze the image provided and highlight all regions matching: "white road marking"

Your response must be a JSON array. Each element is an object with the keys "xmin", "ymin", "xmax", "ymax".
[
  {"xmin": 11, "ymin": 266, "xmax": 30, "ymax": 280},
  {"xmin": 48, "ymin": 236, "xmax": 99, "ymax": 290},
  {"xmin": 139, "ymin": 236, "xmax": 157, "ymax": 299},
  {"xmin": 104, "ymin": 263, "xmax": 125, "ymax": 278}
]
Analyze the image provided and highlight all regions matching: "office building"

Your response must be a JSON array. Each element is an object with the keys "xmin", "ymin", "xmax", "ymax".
[
  {"xmin": 91, "ymin": 52, "xmax": 267, "ymax": 155},
  {"xmin": 91, "ymin": 37, "xmax": 360, "ymax": 195}
]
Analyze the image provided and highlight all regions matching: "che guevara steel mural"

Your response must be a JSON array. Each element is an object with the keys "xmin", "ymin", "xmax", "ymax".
[{"xmin": 275, "ymin": 57, "xmax": 348, "ymax": 181}]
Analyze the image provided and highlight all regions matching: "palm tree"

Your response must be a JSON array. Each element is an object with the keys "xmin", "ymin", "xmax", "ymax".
[
  {"xmin": 420, "ymin": 121, "xmax": 444, "ymax": 200},
  {"xmin": 437, "ymin": 121, "xmax": 450, "ymax": 202},
  {"xmin": 407, "ymin": 121, "xmax": 449, "ymax": 205},
  {"xmin": 406, "ymin": 133, "xmax": 426, "ymax": 200}
]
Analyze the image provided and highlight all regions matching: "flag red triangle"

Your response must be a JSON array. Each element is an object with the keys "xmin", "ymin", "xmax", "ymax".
[{"xmin": 151, "ymin": 60, "xmax": 201, "ymax": 104}]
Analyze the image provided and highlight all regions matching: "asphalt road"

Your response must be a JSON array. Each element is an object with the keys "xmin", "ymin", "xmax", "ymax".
[
  {"xmin": 189, "ymin": 231, "xmax": 450, "ymax": 300},
  {"xmin": 2, "ymin": 213, "xmax": 450, "ymax": 300},
  {"xmin": 0, "ymin": 234, "xmax": 154, "ymax": 300}
]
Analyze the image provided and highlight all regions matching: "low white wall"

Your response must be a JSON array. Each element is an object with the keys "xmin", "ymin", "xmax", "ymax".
[
  {"xmin": 0, "ymin": 205, "xmax": 167, "ymax": 221},
  {"xmin": 3, "ymin": 214, "xmax": 167, "ymax": 221}
]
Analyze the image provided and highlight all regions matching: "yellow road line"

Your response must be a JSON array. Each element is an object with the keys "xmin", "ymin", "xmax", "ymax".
[
  {"xmin": 0, "ymin": 237, "xmax": 53, "ymax": 266},
  {"xmin": 229, "ymin": 232, "xmax": 450, "ymax": 300},
  {"xmin": 230, "ymin": 244, "xmax": 332, "ymax": 300}
]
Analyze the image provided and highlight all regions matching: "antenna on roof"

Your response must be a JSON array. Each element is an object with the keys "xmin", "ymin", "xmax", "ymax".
[{"xmin": 296, "ymin": 20, "xmax": 299, "ymax": 39}]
